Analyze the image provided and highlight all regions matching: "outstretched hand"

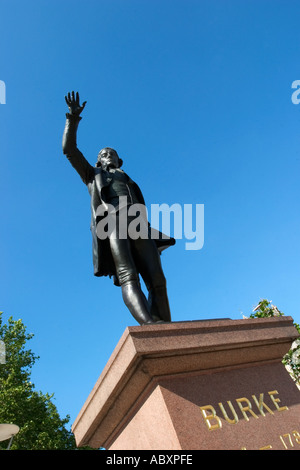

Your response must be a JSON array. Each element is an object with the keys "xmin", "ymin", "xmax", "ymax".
[{"xmin": 65, "ymin": 91, "xmax": 87, "ymax": 116}]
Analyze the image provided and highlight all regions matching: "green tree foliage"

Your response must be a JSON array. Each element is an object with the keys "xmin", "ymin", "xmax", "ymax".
[
  {"xmin": 0, "ymin": 312, "xmax": 77, "ymax": 450},
  {"xmin": 249, "ymin": 300, "xmax": 300, "ymax": 387}
]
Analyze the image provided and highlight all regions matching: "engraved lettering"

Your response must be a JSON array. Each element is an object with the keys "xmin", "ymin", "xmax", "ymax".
[
  {"xmin": 252, "ymin": 393, "xmax": 274, "ymax": 416},
  {"xmin": 280, "ymin": 433, "xmax": 294, "ymax": 449},
  {"xmin": 292, "ymin": 431, "xmax": 300, "ymax": 444},
  {"xmin": 241, "ymin": 430, "xmax": 299, "ymax": 450},
  {"xmin": 200, "ymin": 390, "xmax": 289, "ymax": 433},
  {"xmin": 268, "ymin": 390, "xmax": 288, "ymax": 412},
  {"xmin": 199, "ymin": 405, "xmax": 222, "ymax": 431},
  {"xmin": 218, "ymin": 401, "xmax": 239, "ymax": 424},
  {"xmin": 236, "ymin": 397, "xmax": 259, "ymax": 421}
]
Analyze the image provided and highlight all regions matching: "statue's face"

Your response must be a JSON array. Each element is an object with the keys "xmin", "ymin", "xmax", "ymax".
[{"xmin": 99, "ymin": 148, "xmax": 119, "ymax": 170}]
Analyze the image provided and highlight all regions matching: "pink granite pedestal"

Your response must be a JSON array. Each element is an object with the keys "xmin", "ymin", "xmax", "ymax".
[{"xmin": 72, "ymin": 317, "xmax": 300, "ymax": 450}]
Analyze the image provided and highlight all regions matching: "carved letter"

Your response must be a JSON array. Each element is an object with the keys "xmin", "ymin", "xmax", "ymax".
[
  {"xmin": 252, "ymin": 393, "xmax": 274, "ymax": 416},
  {"xmin": 268, "ymin": 390, "xmax": 288, "ymax": 412},
  {"xmin": 200, "ymin": 405, "xmax": 222, "ymax": 431},
  {"xmin": 236, "ymin": 397, "xmax": 259, "ymax": 421},
  {"xmin": 218, "ymin": 401, "xmax": 239, "ymax": 424}
]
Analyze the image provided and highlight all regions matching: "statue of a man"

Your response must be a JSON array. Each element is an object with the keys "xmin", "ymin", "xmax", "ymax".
[{"xmin": 62, "ymin": 91, "xmax": 175, "ymax": 325}]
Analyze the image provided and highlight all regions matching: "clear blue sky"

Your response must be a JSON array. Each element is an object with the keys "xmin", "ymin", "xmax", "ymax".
[{"xmin": 1, "ymin": 0, "xmax": 300, "ymax": 428}]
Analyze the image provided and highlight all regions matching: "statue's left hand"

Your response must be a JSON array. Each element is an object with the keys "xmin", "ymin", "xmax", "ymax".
[{"xmin": 65, "ymin": 91, "xmax": 87, "ymax": 116}]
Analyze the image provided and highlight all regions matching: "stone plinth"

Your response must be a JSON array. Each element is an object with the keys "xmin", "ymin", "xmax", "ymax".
[{"xmin": 72, "ymin": 317, "xmax": 300, "ymax": 450}]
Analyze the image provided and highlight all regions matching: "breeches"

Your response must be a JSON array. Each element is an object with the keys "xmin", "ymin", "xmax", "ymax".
[{"xmin": 109, "ymin": 217, "xmax": 166, "ymax": 289}]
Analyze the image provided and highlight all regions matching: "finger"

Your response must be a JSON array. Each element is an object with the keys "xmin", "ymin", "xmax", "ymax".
[
  {"xmin": 65, "ymin": 96, "xmax": 70, "ymax": 105},
  {"xmin": 67, "ymin": 92, "xmax": 71, "ymax": 102},
  {"xmin": 76, "ymin": 91, "xmax": 80, "ymax": 105},
  {"xmin": 71, "ymin": 91, "xmax": 75, "ymax": 102},
  {"xmin": 82, "ymin": 100, "xmax": 87, "ymax": 108}
]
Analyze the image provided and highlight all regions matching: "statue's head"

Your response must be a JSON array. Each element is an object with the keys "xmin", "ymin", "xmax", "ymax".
[{"xmin": 96, "ymin": 147, "xmax": 123, "ymax": 170}]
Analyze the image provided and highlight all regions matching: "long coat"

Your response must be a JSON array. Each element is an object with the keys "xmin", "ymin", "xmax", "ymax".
[{"xmin": 63, "ymin": 119, "xmax": 175, "ymax": 284}]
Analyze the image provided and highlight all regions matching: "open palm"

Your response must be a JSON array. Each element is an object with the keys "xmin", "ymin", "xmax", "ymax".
[{"xmin": 65, "ymin": 91, "xmax": 87, "ymax": 116}]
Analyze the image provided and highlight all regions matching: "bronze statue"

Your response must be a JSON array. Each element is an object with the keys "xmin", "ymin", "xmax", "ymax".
[{"xmin": 62, "ymin": 91, "xmax": 175, "ymax": 325}]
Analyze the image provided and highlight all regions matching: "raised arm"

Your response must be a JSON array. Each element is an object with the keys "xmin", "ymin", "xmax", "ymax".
[{"xmin": 62, "ymin": 91, "xmax": 94, "ymax": 184}]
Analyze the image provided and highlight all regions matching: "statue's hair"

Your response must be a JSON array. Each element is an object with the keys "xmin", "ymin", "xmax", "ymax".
[{"xmin": 96, "ymin": 147, "xmax": 123, "ymax": 168}]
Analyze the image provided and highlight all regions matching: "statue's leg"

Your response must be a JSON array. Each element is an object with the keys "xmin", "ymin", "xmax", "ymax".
[
  {"xmin": 121, "ymin": 280, "xmax": 154, "ymax": 325},
  {"xmin": 131, "ymin": 238, "xmax": 172, "ymax": 323},
  {"xmin": 109, "ymin": 234, "xmax": 154, "ymax": 325},
  {"xmin": 147, "ymin": 285, "xmax": 171, "ymax": 323}
]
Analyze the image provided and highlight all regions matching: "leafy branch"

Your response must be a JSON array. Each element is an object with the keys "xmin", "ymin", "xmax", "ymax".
[{"xmin": 248, "ymin": 300, "xmax": 300, "ymax": 387}]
